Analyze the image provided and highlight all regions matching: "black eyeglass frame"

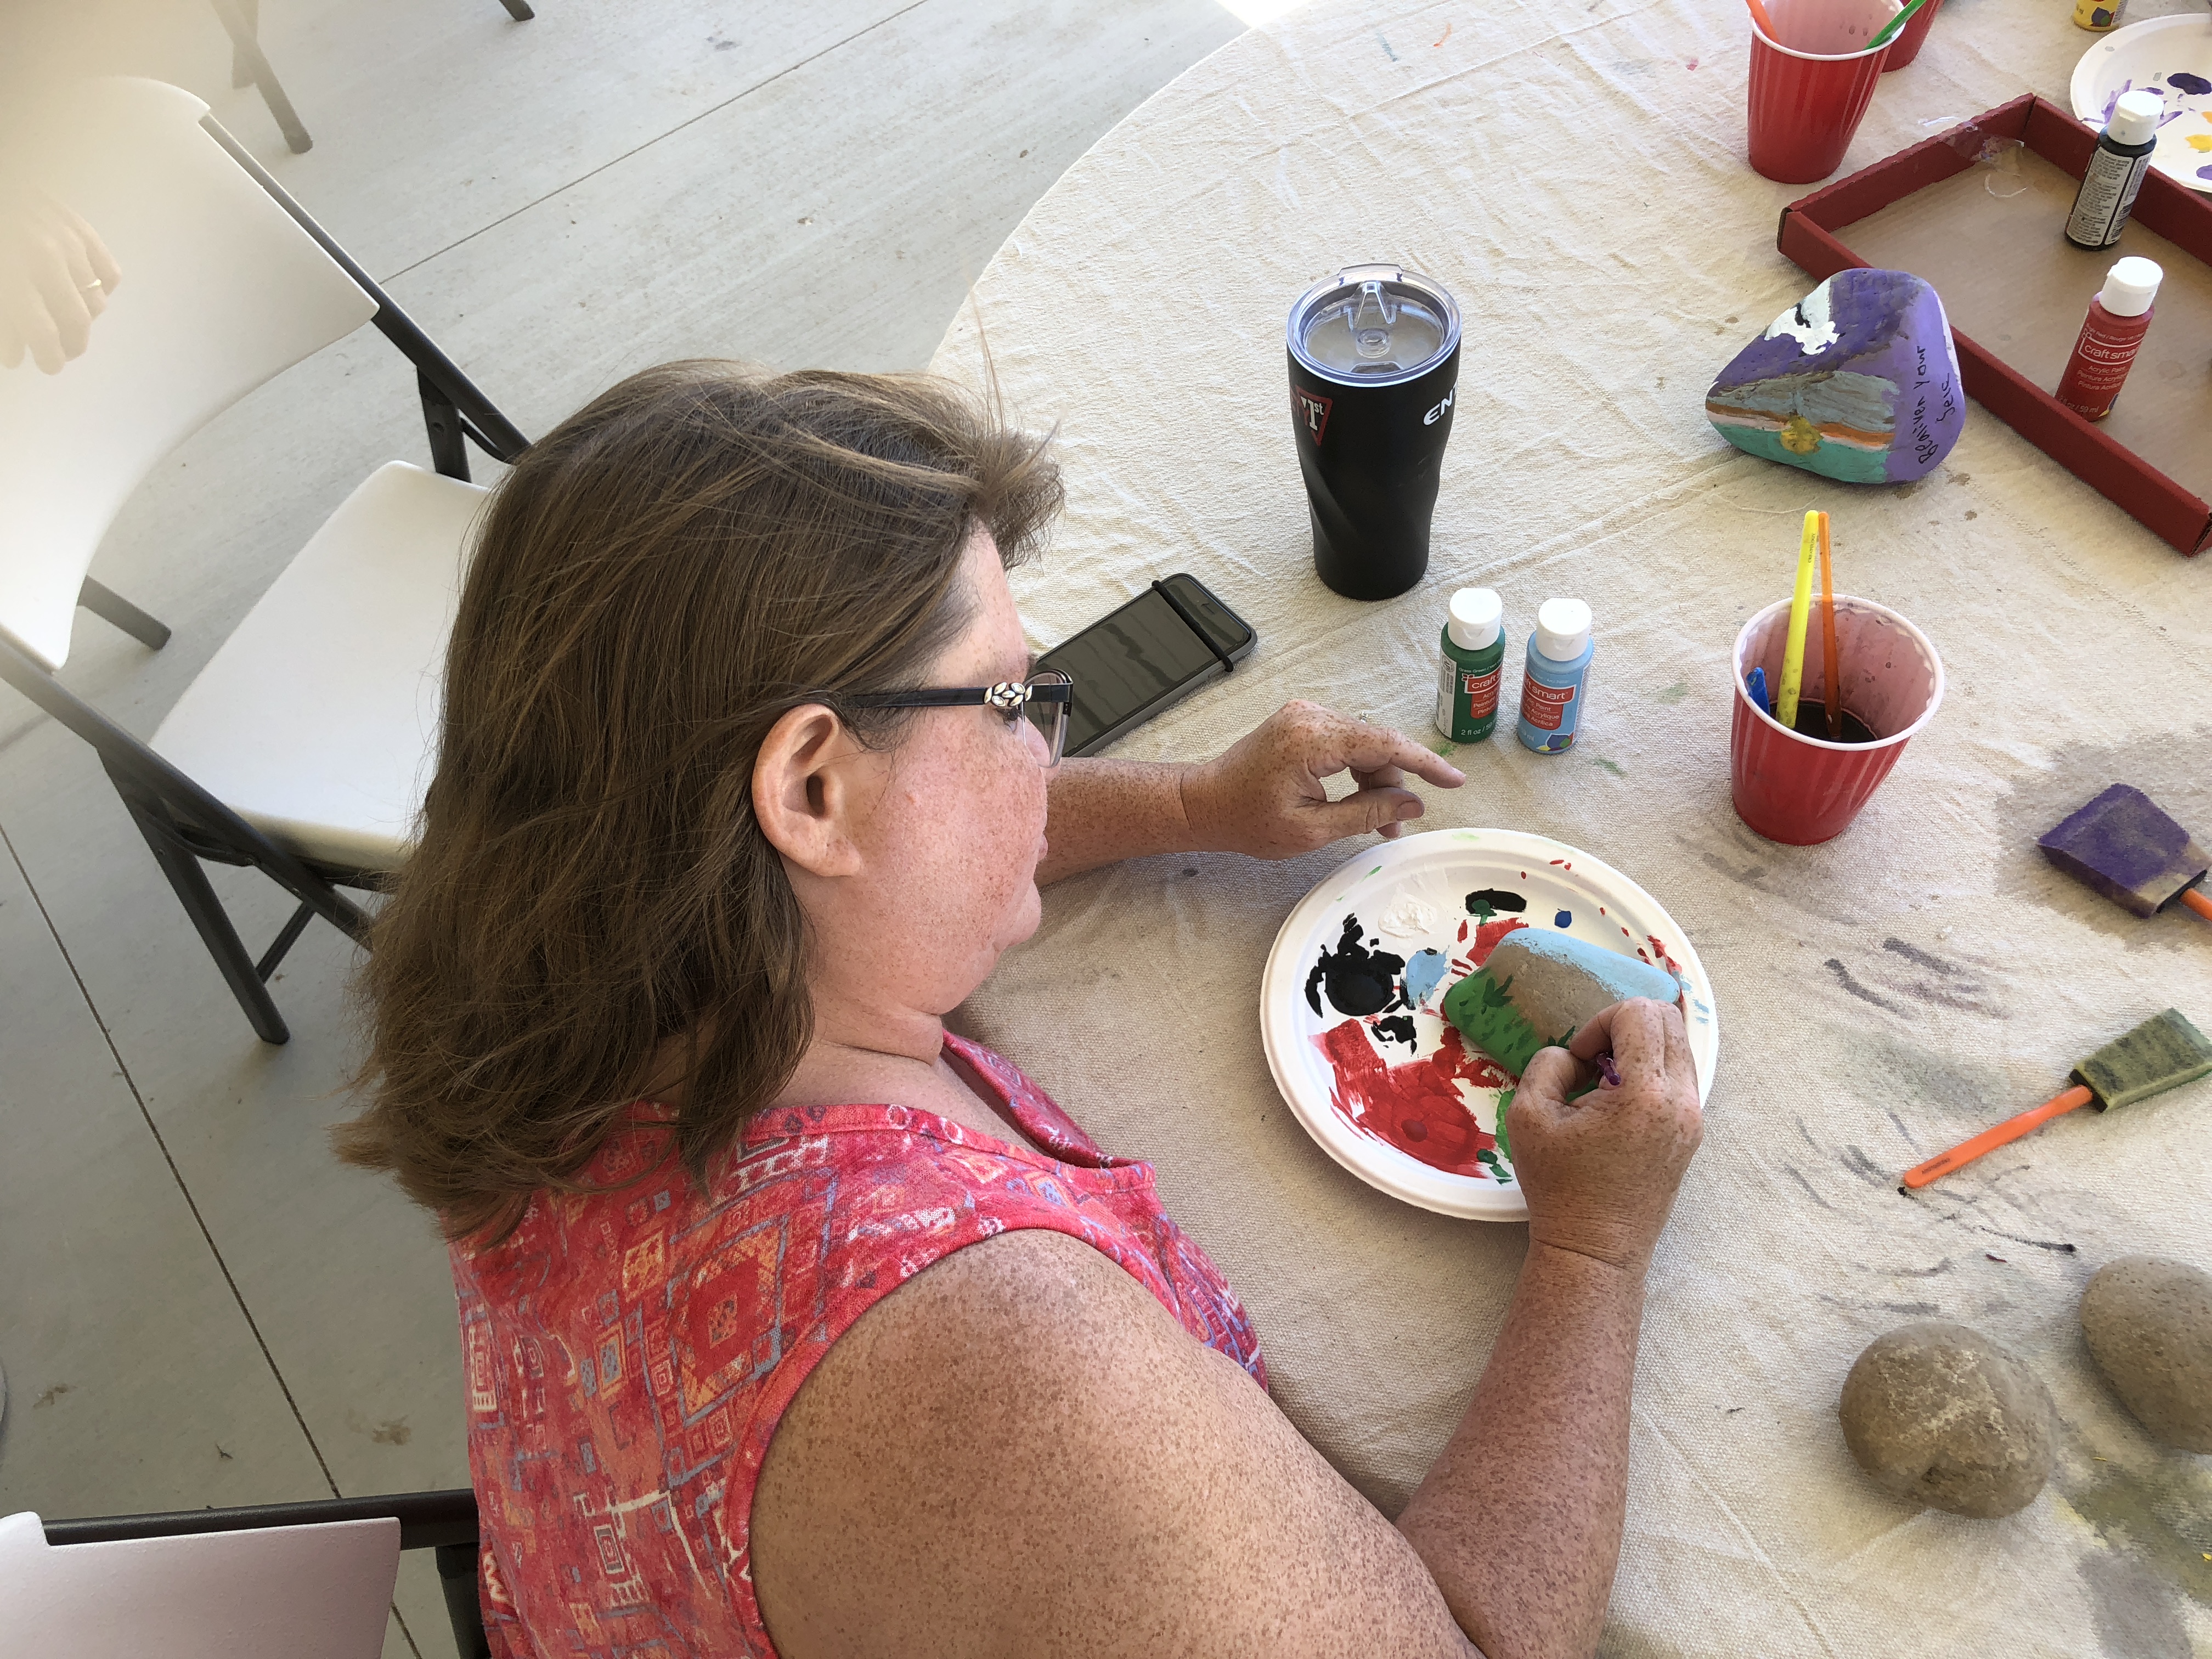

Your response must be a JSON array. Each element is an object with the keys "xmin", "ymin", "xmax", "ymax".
[{"xmin": 846, "ymin": 671, "xmax": 1075, "ymax": 766}]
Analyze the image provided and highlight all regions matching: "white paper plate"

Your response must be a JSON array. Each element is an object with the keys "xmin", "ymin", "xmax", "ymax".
[
  {"xmin": 1259, "ymin": 829, "xmax": 1719, "ymax": 1221},
  {"xmin": 2070, "ymin": 16, "xmax": 2212, "ymax": 195}
]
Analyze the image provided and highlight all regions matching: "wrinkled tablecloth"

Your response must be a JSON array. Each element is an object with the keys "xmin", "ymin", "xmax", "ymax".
[{"xmin": 930, "ymin": 1, "xmax": 2212, "ymax": 1652}]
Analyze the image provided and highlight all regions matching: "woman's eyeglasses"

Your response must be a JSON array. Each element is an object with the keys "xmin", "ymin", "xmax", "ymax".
[{"xmin": 847, "ymin": 670, "xmax": 1074, "ymax": 767}]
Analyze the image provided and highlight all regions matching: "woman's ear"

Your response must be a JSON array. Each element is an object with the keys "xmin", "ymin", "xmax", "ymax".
[{"xmin": 752, "ymin": 704, "xmax": 876, "ymax": 878}]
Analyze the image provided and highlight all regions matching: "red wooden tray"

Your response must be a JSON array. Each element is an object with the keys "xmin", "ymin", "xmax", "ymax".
[{"xmin": 1778, "ymin": 95, "xmax": 2212, "ymax": 556}]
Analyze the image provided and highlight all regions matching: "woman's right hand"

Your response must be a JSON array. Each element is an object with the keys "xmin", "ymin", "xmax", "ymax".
[{"xmin": 1509, "ymin": 998, "xmax": 1703, "ymax": 1275}]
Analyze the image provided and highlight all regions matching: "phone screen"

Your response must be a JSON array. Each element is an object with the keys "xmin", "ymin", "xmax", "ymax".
[{"xmin": 1038, "ymin": 577, "xmax": 1255, "ymax": 757}]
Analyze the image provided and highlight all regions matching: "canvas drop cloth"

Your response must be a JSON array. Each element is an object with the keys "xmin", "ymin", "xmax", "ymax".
[{"xmin": 928, "ymin": 1, "xmax": 2212, "ymax": 1653}]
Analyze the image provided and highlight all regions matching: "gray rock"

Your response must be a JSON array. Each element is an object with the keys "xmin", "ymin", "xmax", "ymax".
[
  {"xmin": 2080, "ymin": 1256, "xmax": 2212, "ymax": 1453},
  {"xmin": 1837, "ymin": 1321, "xmax": 2054, "ymax": 1517}
]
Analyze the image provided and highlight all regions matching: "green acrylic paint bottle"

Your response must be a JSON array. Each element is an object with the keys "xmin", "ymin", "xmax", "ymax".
[{"xmin": 1434, "ymin": 587, "xmax": 1506, "ymax": 743}]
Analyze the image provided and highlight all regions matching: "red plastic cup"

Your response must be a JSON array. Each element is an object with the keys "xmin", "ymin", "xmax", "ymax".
[
  {"xmin": 1729, "ymin": 595, "xmax": 1944, "ymax": 845},
  {"xmin": 1747, "ymin": 0, "xmax": 1894, "ymax": 183},
  {"xmin": 1880, "ymin": 0, "xmax": 1944, "ymax": 70}
]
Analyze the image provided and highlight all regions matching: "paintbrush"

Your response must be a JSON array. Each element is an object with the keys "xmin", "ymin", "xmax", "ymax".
[
  {"xmin": 1746, "ymin": 664, "xmax": 1773, "ymax": 717},
  {"xmin": 1900, "ymin": 1008, "xmax": 2212, "ymax": 1190},
  {"xmin": 1742, "ymin": 0, "xmax": 1780, "ymax": 41},
  {"xmin": 2039, "ymin": 784, "xmax": 2212, "ymax": 924},
  {"xmin": 1818, "ymin": 511, "xmax": 1841, "ymax": 740},
  {"xmin": 1442, "ymin": 930, "xmax": 1678, "ymax": 1076},
  {"xmin": 1865, "ymin": 0, "xmax": 1927, "ymax": 52},
  {"xmin": 1775, "ymin": 510, "xmax": 1819, "ymax": 730}
]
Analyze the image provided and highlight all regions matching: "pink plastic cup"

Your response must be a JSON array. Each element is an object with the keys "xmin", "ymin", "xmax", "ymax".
[
  {"xmin": 1729, "ymin": 595, "xmax": 1944, "ymax": 845},
  {"xmin": 1880, "ymin": 0, "xmax": 1944, "ymax": 70},
  {"xmin": 1747, "ymin": 0, "xmax": 1895, "ymax": 183}
]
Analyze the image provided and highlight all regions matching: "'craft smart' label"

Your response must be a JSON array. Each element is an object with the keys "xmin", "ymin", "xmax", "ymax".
[{"xmin": 1519, "ymin": 680, "xmax": 1575, "ymax": 732}]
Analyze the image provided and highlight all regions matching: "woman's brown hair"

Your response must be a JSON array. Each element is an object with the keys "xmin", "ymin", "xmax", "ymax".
[{"xmin": 337, "ymin": 362, "xmax": 1061, "ymax": 1242}]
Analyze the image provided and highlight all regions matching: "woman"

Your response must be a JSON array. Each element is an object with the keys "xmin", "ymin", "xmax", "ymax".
[{"xmin": 343, "ymin": 363, "xmax": 1703, "ymax": 1659}]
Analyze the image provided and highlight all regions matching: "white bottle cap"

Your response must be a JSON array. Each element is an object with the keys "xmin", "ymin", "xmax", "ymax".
[
  {"xmin": 1532, "ymin": 597, "xmax": 1592, "ymax": 662},
  {"xmin": 2106, "ymin": 89, "xmax": 2164, "ymax": 148},
  {"xmin": 2100, "ymin": 256, "xmax": 2163, "ymax": 318},
  {"xmin": 1446, "ymin": 586, "xmax": 1502, "ymax": 651}
]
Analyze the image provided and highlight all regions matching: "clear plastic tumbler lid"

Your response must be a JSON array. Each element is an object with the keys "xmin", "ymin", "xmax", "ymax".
[{"xmin": 1288, "ymin": 263, "xmax": 1462, "ymax": 386}]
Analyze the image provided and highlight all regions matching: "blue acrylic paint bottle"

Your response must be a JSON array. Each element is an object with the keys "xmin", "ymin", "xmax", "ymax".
[{"xmin": 1516, "ymin": 597, "xmax": 1593, "ymax": 754}]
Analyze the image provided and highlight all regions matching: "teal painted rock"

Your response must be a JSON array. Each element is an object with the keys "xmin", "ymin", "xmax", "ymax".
[
  {"xmin": 1706, "ymin": 269, "xmax": 1963, "ymax": 484},
  {"xmin": 1441, "ymin": 930, "xmax": 1679, "ymax": 1076}
]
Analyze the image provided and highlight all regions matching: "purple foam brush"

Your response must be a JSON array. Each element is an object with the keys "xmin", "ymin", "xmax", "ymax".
[{"xmin": 2038, "ymin": 784, "xmax": 2212, "ymax": 923}]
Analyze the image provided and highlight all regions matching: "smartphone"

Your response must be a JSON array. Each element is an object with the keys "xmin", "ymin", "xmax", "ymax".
[{"xmin": 1036, "ymin": 573, "xmax": 1257, "ymax": 758}]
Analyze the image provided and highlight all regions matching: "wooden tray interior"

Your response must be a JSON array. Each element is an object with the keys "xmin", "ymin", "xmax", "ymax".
[{"xmin": 1841, "ymin": 145, "xmax": 2212, "ymax": 501}]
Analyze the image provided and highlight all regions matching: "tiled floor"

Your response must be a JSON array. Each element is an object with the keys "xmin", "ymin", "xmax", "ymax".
[{"xmin": 0, "ymin": 3, "xmax": 1249, "ymax": 1652}]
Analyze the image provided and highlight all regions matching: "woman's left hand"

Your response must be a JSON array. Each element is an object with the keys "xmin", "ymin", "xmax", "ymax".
[{"xmin": 1181, "ymin": 699, "xmax": 1465, "ymax": 860}]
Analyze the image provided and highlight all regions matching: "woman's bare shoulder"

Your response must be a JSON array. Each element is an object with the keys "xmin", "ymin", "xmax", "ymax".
[{"xmin": 752, "ymin": 1228, "xmax": 1479, "ymax": 1659}]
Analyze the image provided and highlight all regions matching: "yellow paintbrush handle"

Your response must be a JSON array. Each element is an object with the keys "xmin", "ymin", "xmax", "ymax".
[{"xmin": 1775, "ymin": 510, "xmax": 1818, "ymax": 729}]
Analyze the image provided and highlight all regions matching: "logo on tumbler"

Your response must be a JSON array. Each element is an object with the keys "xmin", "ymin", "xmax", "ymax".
[
  {"xmin": 1424, "ymin": 385, "xmax": 1457, "ymax": 427},
  {"xmin": 1293, "ymin": 387, "xmax": 1333, "ymax": 443}
]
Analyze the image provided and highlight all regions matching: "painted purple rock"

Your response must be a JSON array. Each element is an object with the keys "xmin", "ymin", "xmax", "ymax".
[{"xmin": 1705, "ymin": 268, "xmax": 1965, "ymax": 484}]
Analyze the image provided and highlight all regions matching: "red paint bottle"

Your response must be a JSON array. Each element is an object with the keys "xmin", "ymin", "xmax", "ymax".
[{"xmin": 2055, "ymin": 256, "xmax": 2162, "ymax": 421}]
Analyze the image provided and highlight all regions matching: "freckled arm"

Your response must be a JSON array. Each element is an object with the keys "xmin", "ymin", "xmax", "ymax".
[
  {"xmin": 1037, "ymin": 703, "xmax": 1465, "ymax": 886},
  {"xmin": 1037, "ymin": 757, "xmax": 1198, "ymax": 885},
  {"xmin": 1394, "ymin": 1243, "xmax": 1646, "ymax": 1659}
]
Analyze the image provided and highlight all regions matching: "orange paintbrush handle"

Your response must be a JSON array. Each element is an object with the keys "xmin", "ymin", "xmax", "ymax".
[
  {"xmin": 2184, "ymin": 888, "xmax": 2212, "ymax": 923},
  {"xmin": 1744, "ymin": 0, "xmax": 1778, "ymax": 38},
  {"xmin": 1818, "ymin": 512, "xmax": 1839, "ymax": 740},
  {"xmin": 1900, "ymin": 1084, "xmax": 2096, "ymax": 1190}
]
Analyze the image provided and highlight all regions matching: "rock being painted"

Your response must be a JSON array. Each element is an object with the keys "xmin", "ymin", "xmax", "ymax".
[{"xmin": 1706, "ymin": 269, "xmax": 1964, "ymax": 484}]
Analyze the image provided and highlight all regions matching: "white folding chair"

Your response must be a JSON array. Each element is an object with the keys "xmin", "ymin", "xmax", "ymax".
[
  {"xmin": 9, "ymin": 1487, "xmax": 490, "ymax": 1659},
  {"xmin": 0, "ymin": 78, "xmax": 531, "ymax": 1044}
]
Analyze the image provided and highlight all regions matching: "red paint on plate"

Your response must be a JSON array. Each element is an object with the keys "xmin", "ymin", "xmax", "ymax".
[
  {"xmin": 1311, "ymin": 916, "xmax": 1528, "ymax": 1178},
  {"xmin": 1316, "ymin": 1022, "xmax": 1511, "ymax": 1177}
]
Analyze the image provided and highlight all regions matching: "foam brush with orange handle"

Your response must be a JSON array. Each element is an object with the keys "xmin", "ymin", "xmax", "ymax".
[
  {"xmin": 1901, "ymin": 1008, "xmax": 2212, "ymax": 1191},
  {"xmin": 2038, "ymin": 783, "xmax": 2212, "ymax": 927}
]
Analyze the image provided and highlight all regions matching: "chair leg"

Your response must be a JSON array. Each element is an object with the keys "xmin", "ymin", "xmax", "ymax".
[
  {"xmin": 230, "ymin": 0, "xmax": 259, "ymax": 86},
  {"xmin": 436, "ymin": 1543, "xmax": 493, "ymax": 1659},
  {"xmin": 77, "ymin": 578, "xmax": 172, "ymax": 651},
  {"xmin": 498, "ymin": 0, "xmax": 535, "ymax": 18},
  {"xmin": 118, "ymin": 794, "xmax": 291, "ymax": 1045},
  {"xmin": 419, "ymin": 371, "xmax": 471, "ymax": 481},
  {"xmin": 206, "ymin": 0, "xmax": 313, "ymax": 154}
]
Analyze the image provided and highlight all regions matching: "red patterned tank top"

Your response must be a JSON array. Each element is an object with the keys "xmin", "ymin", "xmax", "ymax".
[{"xmin": 452, "ymin": 1032, "xmax": 1266, "ymax": 1659}]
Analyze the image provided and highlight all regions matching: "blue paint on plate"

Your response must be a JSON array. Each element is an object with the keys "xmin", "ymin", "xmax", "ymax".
[{"xmin": 1402, "ymin": 948, "xmax": 1449, "ymax": 1009}]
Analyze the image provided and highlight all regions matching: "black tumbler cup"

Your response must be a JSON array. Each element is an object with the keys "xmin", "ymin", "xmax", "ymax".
[{"xmin": 1287, "ymin": 264, "xmax": 1462, "ymax": 601}]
